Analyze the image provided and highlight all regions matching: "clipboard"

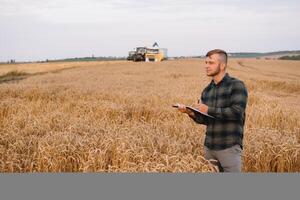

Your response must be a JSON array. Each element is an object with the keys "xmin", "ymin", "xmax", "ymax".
[
  {"xmin": 185, "ymin": 106, "xmax": 215, "ymax": 119},
  {"xmin": 172, "ymin": 104, "xmax": 215, "ymax": 119}
]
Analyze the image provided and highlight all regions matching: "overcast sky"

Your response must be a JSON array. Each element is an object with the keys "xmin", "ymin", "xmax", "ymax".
[{"xmin": 1, "ymin": 0, "xmax": 300, "ymax": 62}]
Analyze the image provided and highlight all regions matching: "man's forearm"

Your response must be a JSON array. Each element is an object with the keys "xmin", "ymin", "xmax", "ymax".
[
  {"xmin": 207, "ymin": 105, "xmax": 245, "ymax": 120},
  {"xmin": 189, "ymin": 112, "xmax": 208, "ymax": 125}
]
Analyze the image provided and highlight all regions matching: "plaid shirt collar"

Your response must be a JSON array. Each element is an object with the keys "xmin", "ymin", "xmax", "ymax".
[{"xmin": 210, "ymin": 73, "xmax": 230, "ymax": 87}]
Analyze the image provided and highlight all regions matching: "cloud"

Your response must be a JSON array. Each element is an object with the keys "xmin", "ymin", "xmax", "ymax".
[
  {"xmin": 0, "ymin": 0, "xmax": 299, "ymax": 61},
  {"xmin": 1, "ymin": 0, "xmax": 299, "ymax": 24}
]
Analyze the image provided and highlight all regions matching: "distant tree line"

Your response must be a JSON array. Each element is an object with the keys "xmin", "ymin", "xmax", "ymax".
[
  {"xmin": 1, "ymin": 57, "xmax": 127, "ymax": 64},
  {"xmin": 4, "ymin": 59, "xmax": 16, "ymax": 64},
  {"xmin": 279, "ymin": 55, "xmax": 300, "ymax": 60},
  {"xmin": 41, "ymin": 56, "xmax": 126, "ymax": 63}
]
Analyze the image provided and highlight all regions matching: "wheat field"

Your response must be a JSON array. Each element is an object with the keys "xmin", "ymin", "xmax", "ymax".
[{"xmin": 0, "ymin": 59, "xmax": 299, "ymax": 172}]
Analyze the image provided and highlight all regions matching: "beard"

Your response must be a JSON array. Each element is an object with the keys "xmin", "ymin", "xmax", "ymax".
[{"xmin": 207, "ymin": 64, "xmax": 221, "ymax": 77}]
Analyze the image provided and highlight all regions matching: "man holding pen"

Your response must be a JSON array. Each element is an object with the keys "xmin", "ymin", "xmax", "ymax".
[{"xmin": 175, "ymin": 49, "xmax": 248, "ymax": 172}]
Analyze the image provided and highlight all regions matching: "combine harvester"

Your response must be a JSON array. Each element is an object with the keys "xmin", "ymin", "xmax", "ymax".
[{"xmin": 127, "ymin": 42, "xmax": 168, "ymax": 62}]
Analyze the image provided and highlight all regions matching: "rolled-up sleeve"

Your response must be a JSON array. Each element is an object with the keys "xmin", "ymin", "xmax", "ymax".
[{"xmin": 189, "ymin": 112, "xmax": 209, "ymax": 125}]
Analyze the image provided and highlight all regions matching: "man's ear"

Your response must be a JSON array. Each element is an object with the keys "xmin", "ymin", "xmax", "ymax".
[{"xmin": 220, "ymin": 62, "xmax": 226, "ymax": 71}]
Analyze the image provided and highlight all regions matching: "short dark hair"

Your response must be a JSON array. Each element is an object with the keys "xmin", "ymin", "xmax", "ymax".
[{"xmin": 206, "ymin": 49, "xmax": 228, "ymax": 64}]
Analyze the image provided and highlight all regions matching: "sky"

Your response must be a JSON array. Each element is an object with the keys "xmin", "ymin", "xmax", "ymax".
[{"xmin": 0, "ymin": 0, "xmax": 300, "ymax": 62}]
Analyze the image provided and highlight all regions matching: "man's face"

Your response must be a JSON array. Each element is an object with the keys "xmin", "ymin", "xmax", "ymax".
[{"xmin": 205, "ymin": 54, "xmax": 221, "ymax": 77}]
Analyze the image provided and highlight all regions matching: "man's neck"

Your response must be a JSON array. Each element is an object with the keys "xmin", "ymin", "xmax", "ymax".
[{"xmin": 212, "ymin": 72, "xmax": 226, "ymax": 85}]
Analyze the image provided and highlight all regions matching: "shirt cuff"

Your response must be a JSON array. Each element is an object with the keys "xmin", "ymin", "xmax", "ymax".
[{"xmin": 207, "ymin": 107, "xmax": 216, "ymax": 117}]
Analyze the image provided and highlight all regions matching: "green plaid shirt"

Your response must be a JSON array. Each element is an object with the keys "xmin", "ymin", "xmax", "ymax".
[{"xmin": 191, "ymin": 73, "xmax": 248, "ymax": 150}]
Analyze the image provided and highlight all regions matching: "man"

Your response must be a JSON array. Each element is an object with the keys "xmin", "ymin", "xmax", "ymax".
[{"xmin": 176, "ymin": 49, "xmax": 248, "ymax": 172}]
